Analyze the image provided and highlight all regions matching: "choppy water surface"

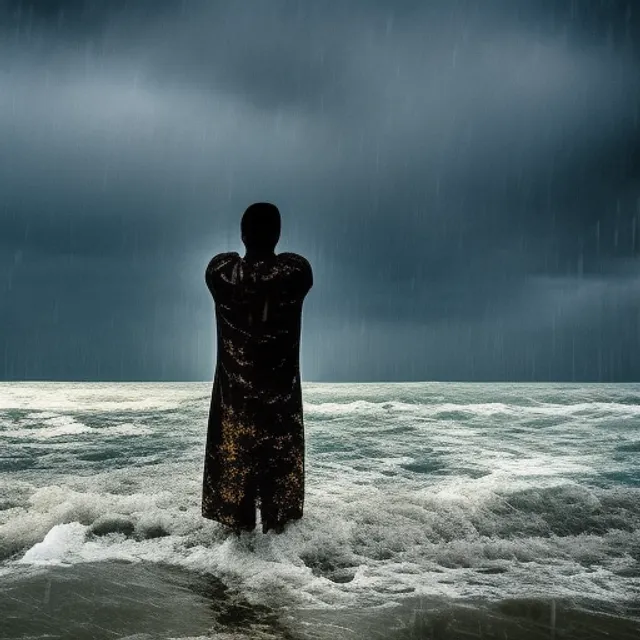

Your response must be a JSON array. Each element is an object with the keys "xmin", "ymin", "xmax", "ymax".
[{"xmin": 1, "ymin": 382, "xmax": 639, "ymax": 638}]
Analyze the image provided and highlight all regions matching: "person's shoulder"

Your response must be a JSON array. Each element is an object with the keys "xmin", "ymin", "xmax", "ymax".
[
  {"xmin": 207, "ymin": 252, "xmax": 239, "ymax": 272},
  {"xmin": 277, "ymin": 252, "xmax": 312, "ymax": 272}
]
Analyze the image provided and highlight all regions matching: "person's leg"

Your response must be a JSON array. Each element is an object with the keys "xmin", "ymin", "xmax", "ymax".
[
  {"xmin": 261, "ymin": 518, "xmax": 285, "ymax": 534},
  {"xmin": 260, "ymin": 488, "xmax": 287, "ymax": 533},
  {"xmin": 255, "ymin": 434, "xmax": 289, "ymax": 534},
  {"xmin": 225, "ymin": 479, "xmax": 258, "ymax": 535}
]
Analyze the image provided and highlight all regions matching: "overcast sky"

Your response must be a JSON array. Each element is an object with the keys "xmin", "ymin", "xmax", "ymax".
[{"xmin": 1, "ymin": 0, "xmax": 639, "ymax": 382}]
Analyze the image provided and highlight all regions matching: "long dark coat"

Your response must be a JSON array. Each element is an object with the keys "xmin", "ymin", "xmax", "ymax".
[{"xmin": 202, "ymin": 251, "xmax": 313, "ymax": 533}]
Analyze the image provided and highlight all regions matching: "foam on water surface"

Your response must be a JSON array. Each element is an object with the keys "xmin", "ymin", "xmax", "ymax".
[{"xmin": 1, "ymin": 382, "xmax": 639, "ymax": 623}]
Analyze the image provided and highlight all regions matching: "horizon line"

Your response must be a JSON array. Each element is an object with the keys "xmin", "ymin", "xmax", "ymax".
[{"xmin": 1, "ymin": 379, "xmax": 639, "ymax": 385}]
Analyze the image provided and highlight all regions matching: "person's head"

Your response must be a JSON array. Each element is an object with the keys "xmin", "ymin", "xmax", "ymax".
[{"xmin": 241, "ymin": 202, "xmax": 281, "ymax": 253}]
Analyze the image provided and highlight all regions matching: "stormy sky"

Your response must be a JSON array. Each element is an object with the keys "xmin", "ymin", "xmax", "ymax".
[{"xmin": 1, "ymin": 0, "xmax": 639, "ymax": 382}]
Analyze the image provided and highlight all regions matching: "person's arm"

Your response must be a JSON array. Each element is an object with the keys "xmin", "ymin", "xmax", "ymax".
[
  {"xmin": 300, "ymin": 257, "xmax": 313, "ymax": 298},
  {"xmin": 205, "ymin": 252, "xmax": 237, "ymax": 299},
  {"xmin": 279, "ymin": 253, "xmax": 313, "ymax": 300}
]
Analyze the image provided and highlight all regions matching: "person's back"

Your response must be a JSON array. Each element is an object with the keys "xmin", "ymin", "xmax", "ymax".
[
  {"xmin": 206, "ymin": 250, "xmax": 311, "ymax": 392},
  {"xmin": 202, "ymin": 203, "xmax": 313, "ymax": 534}
]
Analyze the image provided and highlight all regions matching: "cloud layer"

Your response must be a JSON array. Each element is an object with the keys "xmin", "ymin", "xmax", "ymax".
[{"xmin": 1, "ymin": 0, "xmax": 639, "ymax": 380}]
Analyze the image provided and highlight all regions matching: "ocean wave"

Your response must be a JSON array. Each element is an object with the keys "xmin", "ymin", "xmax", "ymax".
[
  {"xmin": 2, "ymin": 479, "xmax": 638, "ymax": 608},
  {"xmin": 304, "ymin": 400, "xmax": 640, "ymax": 421},
  {"xmin": 0, "ymin": 415, "xmax": 93, "ymax": 439},
  {"xmin": 2, "ymin": 382, "xmax": 639, "ymax": 610},
  {"xmin": 0, "ymin": 414, "xmax": 154, "ymax": 440}
]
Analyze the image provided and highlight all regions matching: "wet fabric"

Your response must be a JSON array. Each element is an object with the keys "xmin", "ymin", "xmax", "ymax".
[{"xmin": 202, "ymin": 251, "xmax": 313, "ymax": 533}]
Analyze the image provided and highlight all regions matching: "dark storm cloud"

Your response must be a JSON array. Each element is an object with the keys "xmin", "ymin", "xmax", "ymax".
[{"xmin": 1, "ymin": 0, "xmax": 639, "ymax": 381}]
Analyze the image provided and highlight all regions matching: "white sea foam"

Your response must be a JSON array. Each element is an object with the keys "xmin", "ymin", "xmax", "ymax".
[
  {"xmin": 0, "ymin": 382, "xmax": 203, "ymax": 412},
  {"xmin": 18, "ymin": 522, "xmax": 87, "ymax": 565},
  {"xmin": 1, "ymin": 382, "xmax": 639, "ymax": 612},
  {"xmin": 1, "ymin": 415, "xmax": 154, "ymax": 440},
  {"xmin": 107, "ymin": 423, "xmax": 154, "ymax": 436},
  {"xmin": 2, "ymin": 415, "xmax": 93, "ymax": 439},
  {"xmin": 305, "ymin": 399, "xmax": 640, "ymax": 421},
  {"xmin": 2, "ymin": 473, "xmax": 638, "ymax": 609}
]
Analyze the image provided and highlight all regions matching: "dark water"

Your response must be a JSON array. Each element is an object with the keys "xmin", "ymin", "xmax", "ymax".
[{"xmin": 1, "ymin": 382, "xmax": 639, "ymax": 638}]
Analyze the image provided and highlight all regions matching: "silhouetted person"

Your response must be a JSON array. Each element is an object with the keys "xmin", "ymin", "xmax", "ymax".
[{"xmin": 202, "ymin": 203, "xmax": 313, "ymax": 534}]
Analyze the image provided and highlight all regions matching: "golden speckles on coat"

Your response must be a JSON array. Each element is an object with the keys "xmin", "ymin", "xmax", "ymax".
[{"xmin": 202, "ymin": 252, "xmax": 313, "ymax": 533}]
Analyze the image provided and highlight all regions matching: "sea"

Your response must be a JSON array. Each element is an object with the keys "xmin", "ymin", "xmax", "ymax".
[{"xmin": 1, "ymin": 381, "xmax": 639, "ymax": 640}]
